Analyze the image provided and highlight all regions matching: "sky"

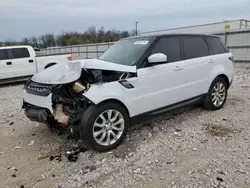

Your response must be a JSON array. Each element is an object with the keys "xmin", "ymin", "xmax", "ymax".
[{"xmin": 1, "ymin": 0, "xmax": 250, "ymax": 41}]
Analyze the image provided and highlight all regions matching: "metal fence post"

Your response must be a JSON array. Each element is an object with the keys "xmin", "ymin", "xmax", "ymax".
[
  {"xmin": 225, "ymin": 32, "xmax": 228, "ymax": 46},
  {"xmin": 86, "ymin": 45, "xmax": 88, "ymax": 59},
  {"xmin": 96, "ymin": 43, "xmax": 98, "ymax": 58}
]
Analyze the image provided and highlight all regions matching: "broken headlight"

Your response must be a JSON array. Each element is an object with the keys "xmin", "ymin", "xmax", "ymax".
[
  {"xmin": 25, "ymin": 80, "xmax": 54, "ymax": 96},
  {"xmin": 72, "ymin": 81, "xmax": 86, "ymax": 94}
]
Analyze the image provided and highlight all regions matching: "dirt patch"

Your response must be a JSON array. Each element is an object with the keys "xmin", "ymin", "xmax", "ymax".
[{"xmin": 204, "ymin": 124, "xmax": 234, "ymax": 137}]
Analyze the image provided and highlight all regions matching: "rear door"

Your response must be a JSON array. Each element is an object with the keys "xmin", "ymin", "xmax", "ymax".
[
  {"xmin": 10, "ymin": 47, "xmax": 36, "ymax": 77},
  {"xmin": 0, "ymin": 49, "xmax": 14, "ymax": 79},
  {"xmin": 205, "ymin": 36, "xmax": 234, "ymax": 83},
  {"xmin": 181, "ymin": 36, "xmax": 213, "ymax": 99}
]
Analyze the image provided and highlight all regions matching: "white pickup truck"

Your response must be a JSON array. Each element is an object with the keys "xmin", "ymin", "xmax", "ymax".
[{"xmin": 0, "ymin": 45, "xmax": 72, "ymax": 84}]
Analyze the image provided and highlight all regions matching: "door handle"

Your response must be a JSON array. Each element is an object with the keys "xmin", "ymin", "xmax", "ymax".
[
  {"xmin": 29, "ymin": 59, "xmax": 34, "ymax": 63},
  {"xmin": 208, "ymin": 59, "xmax": 215, "ymax": 63},
  {"xmin": 6, "ymin": 62, "xmax": 12, "ymax": 65},
  {"xmin": 174, "ymin": 66, "xmax": 183, "ymax": 71}
]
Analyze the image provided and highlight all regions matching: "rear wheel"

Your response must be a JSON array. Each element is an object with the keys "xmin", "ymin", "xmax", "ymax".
[
  {"xmin": 80, "ymin": 102, "xmax": 129, "ymax": 152},
  {"xmin": 203, "ymin": 77, "xmax": 228, "ymax": 110}
]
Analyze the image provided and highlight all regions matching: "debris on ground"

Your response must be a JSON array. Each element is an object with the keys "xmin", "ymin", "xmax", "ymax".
[
  {"xmin": 9, "ymin": 121, "xmax": 14, "ymax": 125},
  {"xmin": 65, "ymin": 146, "xmax": 87, "ymax": 162},
  {"xmin": 37, "ymin": 147, "xmax": 65, "ymax": 160},
  {"xmin": 28, "ymin": 140, "xmax": 35, "ymax": 146},
  {"xmin": 50, "ymin": 154, "xmax": 62, "ymax": 162},
  {"xmin": 11, "ymin": 174, "xmax": 16, "ymax": 178}
]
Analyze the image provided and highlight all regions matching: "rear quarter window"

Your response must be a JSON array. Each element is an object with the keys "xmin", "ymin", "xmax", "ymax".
[
  {"xmin": 206, "ymin": 37, "xmax": 229, "ymax": 55},
  {"xmin": 0, "ymin": 49, "xmax": 9, "ymax": 60},
  {"xmin": 182, "ymin": 36, "xmax": 210, "ymax": 60},
  {"xmin": 12, "ymin": 48, "xmax": 30, "ymax": 59}
]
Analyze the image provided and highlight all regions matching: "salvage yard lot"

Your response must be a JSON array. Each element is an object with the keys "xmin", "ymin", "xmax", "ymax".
[{"xmin": 0, "ymin": 64, "xmax": 250, "ymax": 188}]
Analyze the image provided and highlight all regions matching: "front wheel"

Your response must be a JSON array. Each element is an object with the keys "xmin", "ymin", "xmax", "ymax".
[
  {"xmin": 203, "ymin": 77, "xmax": 228, "ymax": 110},
  {"xmin": 80, "ymin": 102, "xmax": 129, "ymax": 152}
]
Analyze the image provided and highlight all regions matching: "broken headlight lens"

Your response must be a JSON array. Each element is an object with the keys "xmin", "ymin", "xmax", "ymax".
[{"xmin": 25, "ymin": 80, "xmax": 54, "ymax": 96}]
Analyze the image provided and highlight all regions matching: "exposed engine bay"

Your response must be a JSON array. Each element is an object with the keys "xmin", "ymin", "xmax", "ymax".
[{"xmin": 51, "ymin": 69, "xmax": 134, "ymax": 130}]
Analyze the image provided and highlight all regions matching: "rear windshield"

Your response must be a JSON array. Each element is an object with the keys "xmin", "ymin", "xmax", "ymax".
[{"xmin": 99, "ymin": 36, "xmax": 156, "ymax": 66}]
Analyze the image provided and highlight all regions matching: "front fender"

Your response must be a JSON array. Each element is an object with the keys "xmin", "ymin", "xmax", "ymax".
[{"xmin": 83, "ymin": 81, "xmax": 135, "ymax": 117}]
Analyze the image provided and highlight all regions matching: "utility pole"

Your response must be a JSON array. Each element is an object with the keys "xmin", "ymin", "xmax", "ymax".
[{"xmin": 135, "ymin": 21, "xmax": 139, "ymax": 36}]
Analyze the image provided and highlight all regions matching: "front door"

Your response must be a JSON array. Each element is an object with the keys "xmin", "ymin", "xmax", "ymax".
[{"xmin": 129, "ymin": 36, "xmax": 187, "ymax": 116}]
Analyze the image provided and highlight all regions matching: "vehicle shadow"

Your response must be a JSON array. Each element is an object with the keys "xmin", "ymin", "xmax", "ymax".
[{"xmin": 0, "ymin": 80, "xmax": 26, "ymax": 88}]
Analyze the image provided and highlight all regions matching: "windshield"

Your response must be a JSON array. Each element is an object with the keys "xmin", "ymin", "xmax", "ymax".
[{"xmin": 98, "ymin": 36, "xmax": 155, "ymax": 66}]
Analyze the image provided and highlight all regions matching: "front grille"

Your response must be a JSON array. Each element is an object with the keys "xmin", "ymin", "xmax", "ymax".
[{"xmin": 24, "ymin": 80, "xmax": 54, "ymax": 96}]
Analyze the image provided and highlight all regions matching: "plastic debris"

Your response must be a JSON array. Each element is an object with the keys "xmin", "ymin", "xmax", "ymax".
[{"xmin": 28, "ymin": 140, "xmax": 35, "ymax": 146}]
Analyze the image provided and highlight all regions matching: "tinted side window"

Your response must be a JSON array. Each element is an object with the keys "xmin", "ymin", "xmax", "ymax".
[
  {"xmin": 150, "ymin": 37, "xmax": 181, "ymax": 63},
  {"xmin": 183, "ymin": 36, "xmax": 210, "ymax": 59},
  {"xmin": 206, "ymin": 37, "xmax": 228, "ymax": 54},
  {"xmin": 12, "ymin": 48, "xmax": 30, "ymax": 59},
  {"xmin": 0, "ymin": 49, "xmax": 9, "ymax": 60}
]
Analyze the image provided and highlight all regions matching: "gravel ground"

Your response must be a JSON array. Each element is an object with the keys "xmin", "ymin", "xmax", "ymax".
[{"xmin": 0, "ymin": 64, "xmax": 250, "ymax": 188}]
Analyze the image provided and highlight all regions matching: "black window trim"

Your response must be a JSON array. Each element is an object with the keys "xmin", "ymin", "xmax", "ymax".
[
  {"xmin": 10, "ymin": 47, "xmax": 30, "ymax": 59},
  {"xmin": 0, "ymin": 49, "xmax": 12, "ymax": 60},
  {"xmin": 136, "ymin": 34, "xmax": 225, "ymax": 68},
  {"xmin": 181, "ymin": 35, "xmax": 212, "ymax": 60},
  {"xmin": 138, "ymin": 35, "xmax": 182, "ymax": 68},
  {"xmin": 8, "ymin": 49, "xmax": 14, "ymax": 59},
  {"xmin": 204, "ymin": 36, "xmax": 229, "ymax": 55}
]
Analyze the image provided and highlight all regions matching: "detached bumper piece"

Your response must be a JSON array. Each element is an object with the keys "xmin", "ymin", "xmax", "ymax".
[{"xmin": 22, "ymin": 102, "xmax": 51, "ymax": 124}]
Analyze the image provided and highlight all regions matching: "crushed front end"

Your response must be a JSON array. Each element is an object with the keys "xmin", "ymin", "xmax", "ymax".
[{"xmin": 22, "ymin": 77, "xmax": 92, "ymax": 135}]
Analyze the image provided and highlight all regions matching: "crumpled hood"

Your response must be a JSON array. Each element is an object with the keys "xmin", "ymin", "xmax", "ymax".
[
  {"xmin": 31, "ymin": 59, "xmax": 137, "ymax": 84},
  {"xmin": 78, "ymin": 59, "xmax": 137, "ymax": 73}
]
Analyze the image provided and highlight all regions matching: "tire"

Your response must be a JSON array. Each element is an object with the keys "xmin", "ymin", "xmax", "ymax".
[
  {"xmin": 203, "ymin": 77, "xmax": 228, "ymax": 110},
  {"xmin": 80, "ymin": 102, "xmax": 129, "ymax": 152}
]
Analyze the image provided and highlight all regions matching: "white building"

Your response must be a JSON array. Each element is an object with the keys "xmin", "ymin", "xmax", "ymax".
[{"xmin": 141, "ymin": 19, "xmax": 250, "ymax": 35}]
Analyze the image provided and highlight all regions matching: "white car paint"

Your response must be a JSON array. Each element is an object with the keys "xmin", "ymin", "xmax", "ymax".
[
  {"xmin": 23, "ymin": 90, "xmax": 53, "ymax": 112},
  {"xmin": 0, "ymin": 45, "xmax": 72, "ymax": 82},
  {"xmin": 22, "ymin": 35, "xmax": 234, "ymax": 120},
  {"xmin": 24, "ymin": 53, "xmax": 233, "ymax": 118},
  {"xmin": 31, "ymin": 61, "xmax": 82, "ymax": 84},
  {"xmin": 32, "ymin": 59, "xmax": 137, "ymax": 84},
  {"xmin": 148, "ymin": 53, "xmax": 167, "ymax": 63}
]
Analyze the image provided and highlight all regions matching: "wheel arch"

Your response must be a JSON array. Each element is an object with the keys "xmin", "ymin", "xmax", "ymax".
[
  {"xmin": 44, "ymin": 62, "xmax": 57, "ymax": 69},
  {"xmin": 215, "ymin": 74, "xmax": 230, "ymax": 89},
  {"xmin": 97, "ymin": 98, "xmax": 131, "ymax": 119}
]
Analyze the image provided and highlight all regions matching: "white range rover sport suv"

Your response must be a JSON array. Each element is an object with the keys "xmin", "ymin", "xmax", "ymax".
[{"xmin": 22, "ymin": 34, "xmax": 234, "ymax": 152}]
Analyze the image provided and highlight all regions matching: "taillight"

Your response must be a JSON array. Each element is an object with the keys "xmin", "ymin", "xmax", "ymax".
[{"xmin": 68, "ymin": 56, "xmax": 73, "ymax": 61}]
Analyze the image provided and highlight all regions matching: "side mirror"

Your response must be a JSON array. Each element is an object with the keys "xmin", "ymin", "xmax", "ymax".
[{"xmin": 148, "ymin": 53, "xmax": 167, "ymax": 64}]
